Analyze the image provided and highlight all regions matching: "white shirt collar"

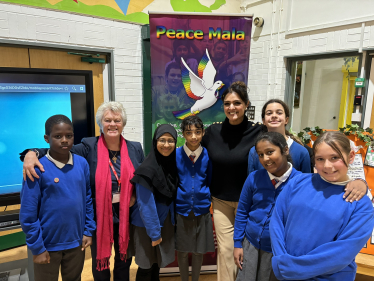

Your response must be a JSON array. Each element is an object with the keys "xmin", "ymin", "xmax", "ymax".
[
  {"xmin": 286, "ymin": 136, "xmax": 294, "ymax": 148},
  {"xmin": 183, "ymin": 143, "xmax": 203, "ymax": 163},
  {"xmin": 267, "ymin": 163, "xmax": 293, "ymax": 189},
  {"xmin": 320, "ymin": 175, "xmax": 351, "ymax": 186},
  {"xmin": 46, "ymin": 150, "xmax": 73, "ymax": 169}
]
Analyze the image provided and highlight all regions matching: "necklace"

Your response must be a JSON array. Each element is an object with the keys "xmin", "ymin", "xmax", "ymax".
[{"xmin": 109, "ymin": 150, "xmax": 119, "ymax": 163}]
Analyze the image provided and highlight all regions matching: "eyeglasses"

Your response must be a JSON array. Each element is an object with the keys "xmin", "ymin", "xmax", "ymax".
[{"xmin": 158, "ymin": 139, "xmax": 176, "ymax": 145}]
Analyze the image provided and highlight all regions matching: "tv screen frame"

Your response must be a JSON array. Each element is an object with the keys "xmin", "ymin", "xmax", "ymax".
[{"xmin": 0, "ymin": 67, "xmax": 95, "ymax": 207}]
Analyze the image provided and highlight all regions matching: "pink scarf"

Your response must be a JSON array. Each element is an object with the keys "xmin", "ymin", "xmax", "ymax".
[{"xmin": 95, "ymin": 134, "xmax": 135, "ymax": 271}]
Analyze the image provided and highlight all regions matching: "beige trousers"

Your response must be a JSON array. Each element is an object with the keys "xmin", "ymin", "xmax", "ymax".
[{"xmin": 212, "ymin": 197, "xmax": 239, "ymax": 281}]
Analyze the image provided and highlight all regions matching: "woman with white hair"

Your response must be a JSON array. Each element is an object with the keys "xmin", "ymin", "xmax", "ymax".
[{"xmin": 22, "ymin": 101, "xmax": 144, "ymax": 281}]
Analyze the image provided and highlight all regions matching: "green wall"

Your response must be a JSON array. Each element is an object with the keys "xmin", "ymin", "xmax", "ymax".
[{"xmin": 0, "ymin": 0, "xmax": 226, "ymax": 24}]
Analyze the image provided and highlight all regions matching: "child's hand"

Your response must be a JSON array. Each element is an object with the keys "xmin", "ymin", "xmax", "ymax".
[
  {"xmin": 129, "ymin": 192, "xmax": 136, "ymax": 207},
  {"xmin": 81, "ymin": 235, "xmax": 92, "ymax": 251},
  {"xmin": 23, "ymin": 151, "xmax": 44, "ymax": 182},
  {"xmin": 152, "ymin": 238, "xmax": 162, "ymax": 247},
  {"xmin": 234, "ymin": 248, "xmax": 244, "ymax": 270},
  {"xmin": 33, "ymin": 251, "xmax": 50, "ymax": 264},
  {"xmin": 344, "ymin": 180, "xmax": 367, "ymax": 202}
]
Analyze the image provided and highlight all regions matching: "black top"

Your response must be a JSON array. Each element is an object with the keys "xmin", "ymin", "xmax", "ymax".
[
  {"xmin": 109, "ymin": 149, "xmax": 121, "ymax": 193},
  {"xmin": 201, "ymin": 116, "xmax": 262, "ymax": 202},
  {"xmin": 109, "ymin": 149, "xmax": 121, "ymax": 223}
]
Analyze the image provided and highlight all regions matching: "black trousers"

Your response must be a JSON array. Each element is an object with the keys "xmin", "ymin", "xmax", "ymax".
[
  {"xmin": 136, "ymin": 263, "xmax": 160, "ymax": 281},
  {"xmin": 90, "ymin": 222, "xmax": 132, "ymax": 281}
]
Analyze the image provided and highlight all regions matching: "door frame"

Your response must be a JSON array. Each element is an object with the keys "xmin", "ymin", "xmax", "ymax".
[
  {"xmin": 284, "ymin": 51, "xmax": 362, "ymax": 131},
  {"xmin": 362, "ymin": 51, "xmax": 374, "ymax": 128}
]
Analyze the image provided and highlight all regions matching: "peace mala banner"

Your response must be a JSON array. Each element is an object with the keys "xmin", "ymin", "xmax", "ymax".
[{"xmin": 150, "ymin": 12, "xmax": 253, "ymax": 147}]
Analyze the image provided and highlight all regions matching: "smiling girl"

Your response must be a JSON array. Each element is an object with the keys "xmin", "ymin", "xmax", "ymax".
[
  {"xmin": 234, "ymin": 132, "xmax": 300, "ymax": 281},
  {"xmin": 130, "ymin": 124, "xmax": 178, "ymax": 281},
  {"xmin": 270, "ymin": 131, "xmax": 374, "ymax": 280},
  {"xmin": 248, "ymin": 99, "xmax": 311, "ymax": 174},
  {"xmin": 248, "ymin": 99, "xmax": 368, "ymax": 203}
]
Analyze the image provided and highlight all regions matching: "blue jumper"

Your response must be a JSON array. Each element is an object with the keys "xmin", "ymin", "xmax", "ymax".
[
  {"xmin": 234, "ymin": 168, "xmax": 301, "ymax": 253},
  {"xmin": 248, "ymin": 141, "xmax": 311, "ymax": 174},
  {"xmin": 131, "ymin": 184, "xmax": 175, "ymax": 241},
  {"xmin": 175, "ymin": 147, "xmax": 212, "ymax": 216},
  {"xmin": 270, "ymin": 173, "xmax": 374, "ymax": 280},
  {"xmin": 20, "ymin": 155, "xmax": 96, "ymax": 255}
]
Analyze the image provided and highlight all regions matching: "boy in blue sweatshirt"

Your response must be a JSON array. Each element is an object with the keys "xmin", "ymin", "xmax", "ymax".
[
  {"xmin": 20, "ymin": 115, "xmax": 96, "ymax": 281},
  {"xmin": 175, "ymin": 116, "xmax": 215, "ymax": 281}
]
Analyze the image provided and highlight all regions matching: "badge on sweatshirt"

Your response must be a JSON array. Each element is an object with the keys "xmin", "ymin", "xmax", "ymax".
[{"xmin": 54, "ymin": 178, "xmax": 59, "ymax": 183}]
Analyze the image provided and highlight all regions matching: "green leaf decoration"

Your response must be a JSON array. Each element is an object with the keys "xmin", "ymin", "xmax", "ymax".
[{"xmin": 297, "ymin": 124, "xmax": 374, "ymax": 147}]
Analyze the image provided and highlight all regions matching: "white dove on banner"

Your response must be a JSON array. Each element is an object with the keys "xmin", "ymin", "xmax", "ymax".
[{"xmin": 172, "ymin": 49, "xmax": 224, "ymax": 119}]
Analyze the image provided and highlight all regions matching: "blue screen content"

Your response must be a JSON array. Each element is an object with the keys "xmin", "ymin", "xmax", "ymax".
[{"xmin": 0, "ymin": 92, "xmax": 72, "ymax": 194}]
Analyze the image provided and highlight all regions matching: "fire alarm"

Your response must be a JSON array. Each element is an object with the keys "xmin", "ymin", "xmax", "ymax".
[
  {"xmin": 254, "ymin": 17, "xmax": 264, "ymax": 27},
  {"xmin": 354, "ymin": 95, "xmax": 362, "ymax": 106}
]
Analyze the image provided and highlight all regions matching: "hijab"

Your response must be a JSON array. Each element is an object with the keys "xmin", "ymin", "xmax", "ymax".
[{"xmin": 131, "ymin": 124, "xmax": 178, "ymax": 205}]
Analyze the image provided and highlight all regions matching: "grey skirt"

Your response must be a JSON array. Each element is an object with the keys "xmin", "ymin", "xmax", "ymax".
[
  {"xmin": 236, "ymin": 237, "xmax": 275, "ymax": 281},
  {"xmin": 127, "ymin": 212, "xmax": 175, "ymax": 269},
  {"xmin": 175, "ymin": 211, "xmax": 215, "ymax": 254}
]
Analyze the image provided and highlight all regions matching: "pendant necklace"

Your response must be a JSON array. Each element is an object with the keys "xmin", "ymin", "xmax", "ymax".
[{"xmin": 109, "ymin": 150, "xmax": 119, "ymax": 163}]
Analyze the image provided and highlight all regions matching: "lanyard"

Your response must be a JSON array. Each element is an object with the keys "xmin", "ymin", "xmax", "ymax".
[{"xmin": 109, "ymin": 159, "xmax": 121, "ymax": 192}]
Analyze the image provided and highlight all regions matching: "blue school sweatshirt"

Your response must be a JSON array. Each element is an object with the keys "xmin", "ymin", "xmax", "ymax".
[
  {"xmin": 270, "ymin": 173, "xmax": 374, "ymax": 281},
  {"xmin": 175, "ymin": 147, "xmax": 212, "ymax": 216},
  {"xmin": 131, "ymin": 184, "xmax": 175, "ymax": 241},
  {"xmin": 248, "ymin": 141, "xmax": 311, "ymax": 174},
  {"xmin": 20, "ymin": 155, "xmax": 96, "ymax": 255},
  {"xmin": 233, "ymin": 168, "xmax": 301, "ymax": 252}
]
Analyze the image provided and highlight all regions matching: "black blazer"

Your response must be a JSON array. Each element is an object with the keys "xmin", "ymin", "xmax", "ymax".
[{"xmin": 21, "ymin": 136, "xmax": 145, "ymax": 200}]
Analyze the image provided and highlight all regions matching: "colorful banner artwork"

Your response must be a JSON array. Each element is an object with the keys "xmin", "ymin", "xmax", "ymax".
[{"xmin": 150, "ymin": 13, "xmax": 252, "ymax": 147}]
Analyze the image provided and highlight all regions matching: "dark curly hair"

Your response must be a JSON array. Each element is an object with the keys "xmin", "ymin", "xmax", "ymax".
[
  {"xmin": 181, "ymin": 115, "xmax": 204, "ymax": 132},
  {"xmin": 45, "ymin": 114, "xmax": 73, "ymax": 136}
]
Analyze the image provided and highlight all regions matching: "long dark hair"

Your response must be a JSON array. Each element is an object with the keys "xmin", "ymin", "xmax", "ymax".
[
  {"xmin": 261, "ymin": 99, "xmax": 304, "ymax": 146},
  {"xmin": 255, "ymin": 131, "xmax": 293, "ymax": 164}
]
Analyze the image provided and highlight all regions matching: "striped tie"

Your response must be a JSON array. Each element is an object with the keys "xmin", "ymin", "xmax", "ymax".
[
  {"xmin": 189, "ymin": 154, "xmax": 196, "ymax": 163},
  {"xmin": 271, "ymin": 179, "xmax": 279, "ymax": 187}
]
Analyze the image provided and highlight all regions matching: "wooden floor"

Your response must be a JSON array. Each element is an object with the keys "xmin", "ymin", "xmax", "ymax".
[
  {"xmin": 0, "ymin": 245, "xmax": 217, "ymax": 281},
  {"xmin": 1, "ymin": 244, "xmax": 372, "ymax": 281}
]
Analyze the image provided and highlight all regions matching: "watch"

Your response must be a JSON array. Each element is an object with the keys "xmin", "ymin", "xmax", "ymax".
[{"xmin": 29, "ymin": 149, "xmax": 40, "ymax": 158}]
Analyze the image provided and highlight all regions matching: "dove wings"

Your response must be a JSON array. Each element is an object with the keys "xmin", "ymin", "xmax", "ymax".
[{"xmin": 181, "ymin": 49, "xmax": 218, "ymax": 101}]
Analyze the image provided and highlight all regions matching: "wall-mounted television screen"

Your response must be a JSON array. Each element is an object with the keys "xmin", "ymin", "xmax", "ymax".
[{"xmin": 0, "ymin": 68, "xmax": 95, "ymax": 206}]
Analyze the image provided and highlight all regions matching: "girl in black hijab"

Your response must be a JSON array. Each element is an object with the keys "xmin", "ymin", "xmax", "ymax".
[{"xmin": 130, "ymin": 124, "xmax": 178, "ymax": 281}]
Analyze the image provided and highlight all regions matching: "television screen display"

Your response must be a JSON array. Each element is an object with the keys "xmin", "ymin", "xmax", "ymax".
[{"xmin": 0, "ymin": 68, "xmax": 95, "ymax": 204}]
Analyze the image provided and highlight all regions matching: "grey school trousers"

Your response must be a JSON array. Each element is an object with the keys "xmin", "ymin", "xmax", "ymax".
[{"xmin": 33, "ymin": 246, "xmax": 85, "ymax": 281}]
